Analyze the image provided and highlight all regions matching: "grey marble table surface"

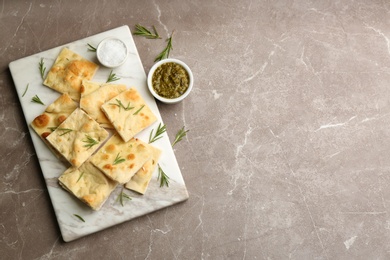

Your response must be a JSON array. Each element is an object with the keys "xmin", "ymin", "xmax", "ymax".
[{"xmin": 2, "ymin": 1, "xmax": 390, "ymax": 259}]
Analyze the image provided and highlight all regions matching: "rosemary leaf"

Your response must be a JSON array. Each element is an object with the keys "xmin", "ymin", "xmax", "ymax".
[
  {"xmin": 76, "ymin": 172, "xmax": 84, "ymax": 183},
  {"xmin": 116, "ymin": 187, "xmax": 132, "ymax": 206},
  {"xmin": 87, "ymin": 43, "xmax": 97, "ymax": 52},
  {"xmin": 133, "ymin": 104, "xmax": 145, "ymax": 115},
  {"xmin": 172, "ymin": 126, "xmax": 189, "ymax": 147},
  {"xmin": 133, "ymin": 24, "xmax": 161, "ymax": 39},
  {"xmin": 113, "ymin": 153, "xmax": 125, "ymax": 165},
  {"xmin": 57, "ymin": 127, "xmax": 73, "ymax": 136},
  {"xmin": 106, "ymin": 70, "xmax": 120, "ymax": 83},
  {"xmin": 148, "ymin": 123, "xmax": 166, "ymax": 144},
  {"xmin": 22, "ymin": 83, "xmax": 29, "ymax": 97},
  {"xmin": 157, "ymin": 164, "xmax": 170, "ymax": 187},
  {"xmin": 82, "ymin": 135, "xmax": 99, "ymax": 149},
  {"xmin": 39, "ymin": 58, "xmax": 46, "ymax": 80},
  {"xmin": 109, "ymin": 99, "xmax": 134, "ymax": 112},
  {"xmin": 73, "ymin": 214, "xmax": 85, "ymax": 222},
  {"xmin": 154, "ymin": 31, "xmax": 174, "ymax": 62},
  {"xmin": 31, "ymin": 95, "xmax": 45, "ymax": 105}
]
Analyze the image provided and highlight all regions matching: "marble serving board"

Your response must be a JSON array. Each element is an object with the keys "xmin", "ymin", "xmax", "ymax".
[{"xmin": 9, "ymin": 25, "xmax": 189, "ymax": 242}]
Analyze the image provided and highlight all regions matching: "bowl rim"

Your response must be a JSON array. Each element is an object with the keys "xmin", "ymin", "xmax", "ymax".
[
  {"xmin": 147, "ymin": 58, "xmax": 193, "ymax": 104},
  {"xmin": 96, "ymin": 37, "xmax": 128, "ymax": 68}
]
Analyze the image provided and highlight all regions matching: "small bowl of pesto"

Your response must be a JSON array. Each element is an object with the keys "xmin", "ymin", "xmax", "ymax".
[{"xmin": 147, "ymin": 58, "xmax": 193, "ymax": 104}]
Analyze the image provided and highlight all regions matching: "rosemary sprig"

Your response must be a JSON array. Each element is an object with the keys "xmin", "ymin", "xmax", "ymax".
[
  {"xmin": 22, "ymin": 83, "xmax": 29, "ymax": 97},
  {"xmin": 172, "ymin": 126, "xmax": 189, "ymax": 147},
  {"xmin": 133, "ymin": 104, "xmax": 145, "ymax": 115},
  {"xmin": 113, "ymin": 153, "xmax": 125, "ymax": 165},
  {"xmin": 116, "ymin": 187, "xmax": 132, "ymax": 206},
  {"xmin": 109, "ymin": 99, "xmax": 134, "ymax": 112},
  {"xmin": 73, "ymin": 214, "xmax": 85, "ymax": 222},
  {"xmin": 148, "ymin": 123, "xmax": 166, "ymax": 144},
  {"xmin": 39, "ymin": 58, "xmax": 46, "ymax": 80},
  {"xmin": 31, "ymin": 95, "xmax": 45, "ymax": 105},
  {"xmin": 155, "ymin": 31, "xmax": 174, "ymax": 62},
  {"xmin": 87, "ymin": 43, "xmax": 97, "ymax": 52},
  {"xmin": 47, "ymin": 126, "xmax": 57, "ymax": 132},
  {"xmin": 76, "ymin": 172, "xmax": 84, "ymax": 183},
  {"xmin": 106, "ymin": 70, "xmax": 120, "ymax": 83},
  {"xmin": 133, "ymin": 24, "xmax": 161, "ymax": 39},
  {"xmin": 157, "ymin": 164, "xmax": 170, "ymax": 187},
  {"xmin": 82, "ymin": 135, "xmax": 99, "ymax": 149},
  {"xmin": 57, "ymin": 128, "xmax": 73, "ymax": 136}
]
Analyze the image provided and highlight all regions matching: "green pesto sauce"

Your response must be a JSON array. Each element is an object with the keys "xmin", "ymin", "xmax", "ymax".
[{"xmin": 152, "ymin": 62, "xmax": 190, "ymax": 99}]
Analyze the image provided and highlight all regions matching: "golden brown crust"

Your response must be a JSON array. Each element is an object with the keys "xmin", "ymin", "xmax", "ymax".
[
  {"xmin": 41, "ymin": 132, "xmax": 51, "ymax": 139},
  {"xmin": 30, "ymin": 94, "xmax": 78, "ymax": 157},
  {"xmin": 124, "ymin": 89, "xmax": 139, "ymax": 101},
  {"xmin": 57, "ymin": 115, "xmax": 67, "ymax": 124},
  {"xmin": 33, "ymin": 114, "xmax": 50, "ymax": 128},
  {"xmin": 90, "ymin": 134, "xmax": 152, "ymax": 184},
  {"xmin": 43, "ymin": 48, "xmax": 99, "ymax": 101}
]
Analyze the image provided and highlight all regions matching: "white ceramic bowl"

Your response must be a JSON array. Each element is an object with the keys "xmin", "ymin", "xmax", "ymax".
[
  {"xmin": 147, "ymin": 58, "xmax": 193, "ymax": 104},
  {"xmin": 96, "ymin": 37, "xmax": 128, "ymax": 68}
]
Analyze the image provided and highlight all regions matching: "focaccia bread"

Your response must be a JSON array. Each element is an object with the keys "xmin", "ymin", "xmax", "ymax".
[
  {"xmin": 101, "ymin": 88, "xmax": 157, "ymax": 142},
  {"xmin": 46, "ymin": 108, "xmax": 109, "ymax": 167},
  {"xmin": 59, "ymin": 161, "xmax": 117, "ymax": 210},
  {"xmin": 125, "ymin": 145, "xmax": 161, "ymax": 194},
  {"xmin": 80, "ymin": 80, "xmax": 127, "ymax": 128},
  {"xmin": 43, "ymin": 48, "xmax": 99, "ymax": 101},
  {"xmin": 90, "ymin": 134, "xmax": 152, "ymax": 184},
  {"xmin": 31, "ymin": 93, "xmax": 78, "ymax": 142}
]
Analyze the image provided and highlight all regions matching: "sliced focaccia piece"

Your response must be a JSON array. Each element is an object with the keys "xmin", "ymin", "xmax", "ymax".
[
  {"xmin": 80, "ymin": 80, "xmax": 127, "ymax": 128},
  {"xmin": 90, "ymin": 134, "xmax": 152, "ymax": 184},
  {"xmin": 43, "ymin": 48, "xmax": 99, "ymax": 101},
  {"xmin": 59, "ymin": 161, "xmax": 118, "ymax": 210},
  {"xmin": 101, "ymin": 88, "xmax": 157, "ymax": 142},
  {"xmin": 30, "ymin": 94, "xmax": 78, "ymax": 156},
  {"xmin": 125, "ymin": 145, "xmax": 161, "ymax": 194},
  {"xmin": 46, "ymin": 108, "xmax": 109, "ymax": 167}
]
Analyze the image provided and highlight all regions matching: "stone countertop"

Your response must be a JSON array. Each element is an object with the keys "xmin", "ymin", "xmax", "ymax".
[{"xmin": 2, "ymin": 1, "xmax": 390, "ymax": 259}]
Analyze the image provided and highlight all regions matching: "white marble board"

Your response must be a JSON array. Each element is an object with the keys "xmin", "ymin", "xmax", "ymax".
[{"xmin": 8, "ymin": 25, "xmax": 189, "ymax": 242}]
